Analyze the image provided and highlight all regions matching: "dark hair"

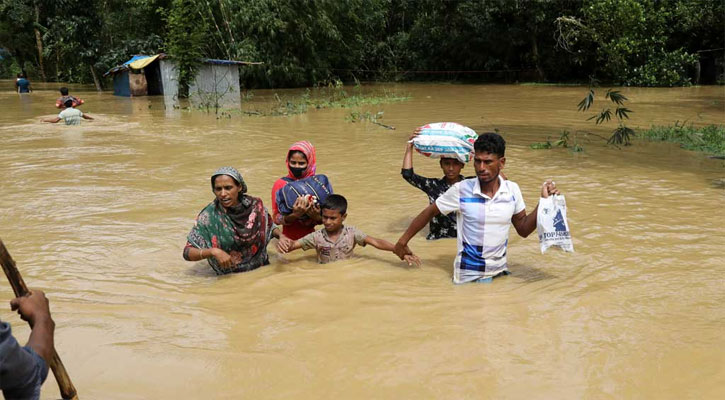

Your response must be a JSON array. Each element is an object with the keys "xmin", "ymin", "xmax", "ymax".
[
  {"xmin": 288, "ymin": 150, "xmax": 307, "ymax": 161},
  {"xmin": 64, "ymin": 99, "xmax": 74, "ymax": 108},
  {"xmin": 474, "ymin": 132, "xmax": 506, "ymax": 158},
  {"xmin": 321, "ymin": 194, "xmax": 347, "ymax": 215},
  {"xmin": 60, "ymin": 87, "xmax": 69, "ymax": 95}
]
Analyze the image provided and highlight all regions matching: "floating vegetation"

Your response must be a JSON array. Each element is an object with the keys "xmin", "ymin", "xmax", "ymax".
[
  {"xmin": 638, "ymin": 122, "xmax": 725, "ymax": 157},
  {"xmin": 346, "ymin": 111, "xmax": 395, "ymax": 130},
  {"xmin": 242, "ymin": 81, "xmax": 410, "ymax": 117},
  {"xmin": 530, "ymin": 130, "xmax": 585, "ymax": 152}
]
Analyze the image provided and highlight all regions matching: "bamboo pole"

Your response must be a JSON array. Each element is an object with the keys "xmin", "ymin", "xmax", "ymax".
[{"xmin": 0, "ymin": 238, "xmax": 78, "ymax": 400}]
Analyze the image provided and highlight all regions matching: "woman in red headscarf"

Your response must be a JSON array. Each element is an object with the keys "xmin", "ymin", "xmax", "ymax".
[{"xmin": 271, "ymin": 141, "xmax": 323, "ymax": 240}]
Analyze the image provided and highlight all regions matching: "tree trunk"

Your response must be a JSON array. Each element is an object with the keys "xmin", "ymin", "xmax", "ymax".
[
  {"xmin": 90, "ymin": 65, "xmax": 103, "ymax": 91},
  {"xmin": 33, "ymin": 4, "xmax": 47, "ymax": 82},
  {"xmin": 695, "ymin": 59, "xmax": 701, "ymax": 85},
  {"xmin": 531, "ymin": 31, "xmax": 546, "ymax": 82}
]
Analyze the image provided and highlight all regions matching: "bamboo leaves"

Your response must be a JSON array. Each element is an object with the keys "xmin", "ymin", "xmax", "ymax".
[
  {"xmin": 608, "ymin": 126, "xmax": 636, "ymax": 145},
  {"xmin": 577, "ymin": 89, "xmax": 594, "ymax": 111},
  {"xmin": 577, "ymin": 85, "xmax": 635, "ymax": 146},
  {"xmin": 615, "ymin": 107, "xmax": 632, "ymax": 120},
  {"xmin": 606, "ymin": 89, "xmax": 628, "ymax": 105},
  {"xmin": 587, "ymin": 109, "xmax": 611, "ymax": 124}
]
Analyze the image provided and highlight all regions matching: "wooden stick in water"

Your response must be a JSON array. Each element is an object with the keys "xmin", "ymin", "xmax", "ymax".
[{"xmin": 0, "ymin": 238, "xmax": 79, "ymax": 400}]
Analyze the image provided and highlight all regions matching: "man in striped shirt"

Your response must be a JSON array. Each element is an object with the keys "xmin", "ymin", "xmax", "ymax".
[{"xmin": 394, "ymin": 132, "xmax": 559, "ymax": 284}]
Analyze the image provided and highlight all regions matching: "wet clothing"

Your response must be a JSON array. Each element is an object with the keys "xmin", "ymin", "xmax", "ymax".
[
  {"xmin": 58, "ymin": 108, "xmax": 83, "ymax": 125},
  {"xmin": 0, "ymin": 321, "xmax": 48, "ymax": 400},
  {"xmin": 184, "ymin": 195, "xmax": 275, "ymax": 275},
  {"xmin": 436, "ymin": 176, "xmax": 526, "ymax": 284},
  {"xmin": 56, "ymin": 95, "xmax": 84, "ymax": 108},
  {"xmin": 271, "ymin": 141, "xmax": 322, "ymax": 240},
  {"xmin": 299, "ymin": 226, "xmax": 367, "ymax": 264},
  {"xmin": 16, "ymin": 78, "xmax": 30, "ymax": 93},
  {"xmin": 401, "ymin": 168, "xmax": 467, "ymax": 240}
]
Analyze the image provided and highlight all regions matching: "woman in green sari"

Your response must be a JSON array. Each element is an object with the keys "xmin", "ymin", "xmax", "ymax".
[{"xmin": 183, "ymin": 167, "xmax": 285, "ymax": 274}]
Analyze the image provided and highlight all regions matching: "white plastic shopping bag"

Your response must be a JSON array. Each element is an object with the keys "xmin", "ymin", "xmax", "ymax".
[
  {"xmin": 537, "ymin": 195, "xmax": 574, "ymax": 253},
  {"xmin": 412, "ymin": 122, "xmax": 477, "ymax": 163}
]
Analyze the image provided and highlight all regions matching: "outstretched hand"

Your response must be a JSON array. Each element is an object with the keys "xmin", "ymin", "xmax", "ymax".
[
  {"xmin": 394, "ymin": 241, "xmax": 414, "ymax": 260},
  {"xmin": 541, "ymin": 180, "xmax": 560, "ymax": 198},
  {"xmin": 403, "ymin": 254, "xmax": 422, "ymax": 267},
  {"xmin": 277, "ymin": 236, "xmax": 294, "ymax": 253}
]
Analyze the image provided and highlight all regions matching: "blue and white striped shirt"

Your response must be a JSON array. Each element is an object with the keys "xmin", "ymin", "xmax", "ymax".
[{"xmin": 435, "ymin": 176, "xmax": 526, "ymax": 283}]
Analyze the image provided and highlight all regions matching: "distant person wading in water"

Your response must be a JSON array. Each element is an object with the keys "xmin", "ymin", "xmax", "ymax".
[
  {"xmin": 15, "ymin": 74, "xmax": 31, "ymax": 93},
  {"xmin": 55, "ymin": 87, "xmax": 84, "ymax": 109},
  {"xmin": 43, "ymin": 99, "xmax": 93, "ymax": 125},
  {"xmin": 271, "ymin": 141, "xmax": 324, "ymax": 240}
]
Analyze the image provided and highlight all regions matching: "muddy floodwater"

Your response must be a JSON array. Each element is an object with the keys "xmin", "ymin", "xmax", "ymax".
[{"xmin": 1, "ymin": 82, "xmax": 723, "ymax": 399}]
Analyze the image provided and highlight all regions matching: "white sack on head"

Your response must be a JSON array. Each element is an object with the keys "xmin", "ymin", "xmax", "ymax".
[
  {"xmin": 412, "ymin": 122, "xmax": 477, "ymax": 163},
  {"xmin": 537, "ymin": 195, "xmax": 574, "ymax": 253}
]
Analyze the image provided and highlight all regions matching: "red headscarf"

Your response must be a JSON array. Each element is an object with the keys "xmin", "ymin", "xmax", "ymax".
[{"xmin": 285, "ymin": 140, "xmax": 316, "ymax": 180}]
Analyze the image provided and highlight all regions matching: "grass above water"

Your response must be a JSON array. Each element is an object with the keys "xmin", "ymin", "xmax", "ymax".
[
  {"xmin": 638, "ymin": 122, "xmax": 725, "ymax": 157},
  {"xmin": 242, "ymin": 83, "xmax": 411, "ymax": 117}
]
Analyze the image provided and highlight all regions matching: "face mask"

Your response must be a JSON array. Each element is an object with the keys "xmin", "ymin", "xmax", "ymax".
[{"xmin": 290, "ymin": 166, "xmax": 306, "ymax": 178}]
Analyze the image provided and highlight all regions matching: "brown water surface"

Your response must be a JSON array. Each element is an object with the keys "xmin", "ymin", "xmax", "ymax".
[{"xmin": 1, "ymin": 82, "xmax": 724, "ymax": 398}]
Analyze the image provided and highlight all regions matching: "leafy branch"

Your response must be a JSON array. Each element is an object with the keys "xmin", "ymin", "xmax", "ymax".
[{"xmin": 579, "ymin": 87, "xmax": 635, "ymax": 146}]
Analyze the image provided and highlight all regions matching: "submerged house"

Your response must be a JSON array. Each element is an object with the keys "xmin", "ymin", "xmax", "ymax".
[{"xmin": 103, "ymin": 54, "xmax": 261, "ymax": 106}]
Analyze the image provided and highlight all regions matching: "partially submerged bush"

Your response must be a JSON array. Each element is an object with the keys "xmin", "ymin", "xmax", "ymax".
[{"xmin": 639, "ymin": 123, "xmax": 725, "ymax": 156}]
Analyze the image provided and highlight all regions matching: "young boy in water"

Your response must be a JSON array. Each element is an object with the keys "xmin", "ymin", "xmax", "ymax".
[
  {"xmin": 278, "ymin": 194, "xmax": 420, "ymax": 265},
  {"xmin": 55, "ymin": 87, "xmax": 84, "ymax": 109}
]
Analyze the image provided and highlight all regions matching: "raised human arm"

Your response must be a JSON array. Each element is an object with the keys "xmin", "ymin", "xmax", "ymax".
[
  {"xmin": 393, "ymin": 202, "xmax": 441, "ymax": 259},
  {"xmin": 82, "ymin": 113, "xmax": 93, "ymax": 120},
  {"xmin": 402, "ymin": 129, "xmax": 434, "ymax": 189},
  {"xmin": 402, "ymin": 129, "xmax": 420, "ymax": 170},
  {"xmin": 10, "ymin": 290, "xmax": 55, "ymax": 363},
  {"xmin": 510, "ymin": 180, "xmax": 560, "ymax": 238},
  {"xmin": 41, "ymin": 117, "xmax": 61, "ymax": 123}
]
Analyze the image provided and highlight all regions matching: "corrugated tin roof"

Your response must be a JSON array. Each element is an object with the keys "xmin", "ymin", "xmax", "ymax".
[
  {"xmin": 104, "ymin": 54, "xmax": 262, "ymax": 76},
  {"xmin": 203, "ymin": 59, "xmax": 263, "ymax": 66}
]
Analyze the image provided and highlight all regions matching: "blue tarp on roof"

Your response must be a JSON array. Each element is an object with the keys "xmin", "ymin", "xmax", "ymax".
[
  {"xmin": 104, "ymin": 54, "xmax": 157, "ymax": 76},
  {"xmin": 123, "ymin": 55, "xmax": 152, "ymax": 66}
]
